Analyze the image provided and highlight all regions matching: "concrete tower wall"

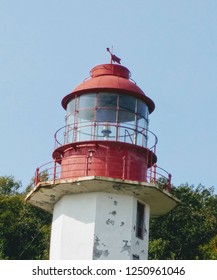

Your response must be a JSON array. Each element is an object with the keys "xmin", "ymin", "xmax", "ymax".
[
  {"xmin": 50, "ymin": 193, "xmax": 97, "ymax": 260},
  {"xmin": 50, "ymin": 192, "xmax": 150, "ymax": 260}
]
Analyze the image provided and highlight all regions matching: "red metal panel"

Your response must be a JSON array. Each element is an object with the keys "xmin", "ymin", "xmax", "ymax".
[
  {"xmin": 90, "ymin": 64, "xmax": 130, "ymax": 79},
  {"xmin": 54, "ymin": 141, "xmax": 156, "ymax": 182}
]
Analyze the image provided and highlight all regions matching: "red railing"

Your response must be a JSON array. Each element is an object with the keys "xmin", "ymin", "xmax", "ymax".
[{"xmin": 34, "ymin": 156, "xmax": 171, "ymax": 192}]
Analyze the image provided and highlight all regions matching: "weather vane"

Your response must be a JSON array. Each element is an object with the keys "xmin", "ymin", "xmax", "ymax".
[{"xmin": 106, "ymin": 47, "xmax": 121, "ymax": 64}]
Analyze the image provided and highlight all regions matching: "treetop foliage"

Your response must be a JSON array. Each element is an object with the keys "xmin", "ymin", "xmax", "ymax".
[
  {"xmin": 149, "ymin": 183, "xmax": 217, "ymax": 260},
  {"xmin": 0, "ymin": 175, "xmax": 21, "ymax": 195},
  {"xmin": 0, "ymin": 175, "xmax": 216, "ymax": 260},
  {"xmin": 0, "ymin": 176, "xmax": 52, "ymax": 260}
]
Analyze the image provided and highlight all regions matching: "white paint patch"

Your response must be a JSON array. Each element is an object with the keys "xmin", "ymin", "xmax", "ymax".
[{"xmin": 50, "ymin": 193, "xmax": 97, "ymax": 259}]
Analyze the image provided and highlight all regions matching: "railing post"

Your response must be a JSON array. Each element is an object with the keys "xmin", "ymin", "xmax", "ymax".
[
  {"xmin": 53, "ymin": 160, "xmax": 57, "ymax": 184},
  {"xmin": 122, "ymin": 156, "xmax": 126, "ymax": 180},
  {"xmin": 150, "ymin": 152, "xmax": 154, "ymax": 183},
  {"xmin": 153, "ymin": 163, "xmax": 157, "ymax": 183},
  {"xmin": 167, "ymin": 173, "xmax": 172, "ymax": 192},
  {"xmin": 34, "ymin": 167, "xmax": 40, "ymax": 186},
  {"xmin": 86, "ymin": 154, "xmax": 89, "ymax": 176}
]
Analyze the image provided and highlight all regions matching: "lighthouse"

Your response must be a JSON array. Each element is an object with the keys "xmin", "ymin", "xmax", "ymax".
[{"xmin": 26, "ymin": 52, "xmax": 179, "ymax": 260}]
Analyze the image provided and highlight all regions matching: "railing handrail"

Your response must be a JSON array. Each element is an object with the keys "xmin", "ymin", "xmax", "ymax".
[{"xmin": 54, "ymin": 122, "xmax": 158, "ymax": 150}]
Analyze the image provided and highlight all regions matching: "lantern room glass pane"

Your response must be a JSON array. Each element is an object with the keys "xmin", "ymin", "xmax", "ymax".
[
  {"xmin": 66, "ymin": 99, "xmax": 75, "ymax": 126},
  {"xmin": 97, "ymin": 93, "xmax": 117, "ymax": 108},
  {"xmin": 118, "ymin": 126, "xmax": 135, "ymax": 144},
  {"xmin": 78, "ymin": 109, "xmax": 94, "ymax": 122},
  {"xmin": 119, "ymin": 95, "xmax": 136, "ymax": 112},
  {"xmin": 137, "ymin": 117, "xmax": 148, "ymax": 130},
  {"xmin": 76, "ymin": 124, "xmax": 93, "ymax": 142},
  {"xmin": 96, "ymin": 108, "xmax": 116, "ymax": 122},
  {"xmin": 79, "ymin": 94, "xmax": 96, "ymax": 109},
  {"xmin": 118, "ymin": 111, "xmax": 135, "ymax": 123},
  {"xmin": 67, "ymin": 99, "xmax": 75, "ymax": 114},
  {"xmin": 96, "ymin": 124, "xmax": 116, "ymax": 141},
  {"xmin": 138, "ymin": 100, "xmax": 148, "ymax": 120},
  {"xmin": 66, "ymin": 114, "xmax": 75, "ymax": 126},
  {"xmin": 136, "ymin": 129, "xmax": 147, "ymax": 147},
  {"xmin": 64, "ymin": 124, "xmax": 71, "ymax": 143}
]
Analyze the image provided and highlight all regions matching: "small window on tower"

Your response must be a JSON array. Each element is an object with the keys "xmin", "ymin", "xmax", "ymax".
[{"xmin": 136, "ymin": 201, "xmax": 145, "ymax": 239}]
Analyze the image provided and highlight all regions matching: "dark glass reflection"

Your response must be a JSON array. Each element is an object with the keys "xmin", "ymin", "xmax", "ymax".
[
  {"xmin": 96, "ymin": 109, "xmax": 116, "ymax": 122},
  {"xmin": 119, "ymin": 95, "xmax": 136, "ymax": 112},
  {"xmin": 97, "ymin": 93, "xmax": 117, "ymax": 108}
]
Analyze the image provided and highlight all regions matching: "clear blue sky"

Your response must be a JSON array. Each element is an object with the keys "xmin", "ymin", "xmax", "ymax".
[{"xmin": 0, "ymin": 0, "xmax": 217, "ymax": 191}]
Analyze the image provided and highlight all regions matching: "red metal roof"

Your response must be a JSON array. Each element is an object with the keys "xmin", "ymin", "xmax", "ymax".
[{"xmin": 62, "ymin": 64, "xmax": 155, "ymax": 113}]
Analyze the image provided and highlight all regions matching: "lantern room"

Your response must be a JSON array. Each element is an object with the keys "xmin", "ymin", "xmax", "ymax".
[
  {"xmin": 52, "ymin": 63, "xmax": 157, "ymax": 182},
  {"xmin": 63, "ymin": 64, "xmax": 153, "ymax": 146}
]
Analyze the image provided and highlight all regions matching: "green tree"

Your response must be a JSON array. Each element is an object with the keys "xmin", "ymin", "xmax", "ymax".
[
  {"xmin": 198, "ymin": 234, "xmax": 217, "ymax": 260},
  {"xmin": 149, "ymin": 184, "xmax": 217, "ymax": 260},
  {"xmin": 0, "ymin": 176, "xmax": 52, "ymax": 260},
  {"xmin": 1, "ymin": 175, "xmax": 217, "ymax": 259},
  {"xmin": 0, "ymin": 175, "xmax": 20, "ymax": 195}
]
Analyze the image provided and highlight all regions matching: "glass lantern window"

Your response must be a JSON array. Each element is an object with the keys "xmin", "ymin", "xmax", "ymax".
[
  {"xmin": 79, "ymin": 94, "xmax": 96, "ymax": 109},
  {"xmin": 97, "ymin": 93, "xmax": 117, "ymax": 108},
  {"xmin": 66, "ymin": 99, "xmax": 76, "ymax": 126},
  {"xmin": 119, "ymin": 94, "xmax": 136, "ymax": 112},
  {"xmin": 78, "ymin": 109, "xmax": 95, "ymax": 122},
  {"xmin": 96, "ymin": 108, "xmax": 116, "ymax": 122},
  {"xmin": 64, "ymin": 92, "xmax": 151, "ymax": 148},
  {"xmin": 138, "ymin": 100, "xmax": 148, "ymax": 120},
  {"xmin": 67, "ymin": 99, "xmax": 75, "ymax": 114},
  {"xmin": 118, "ymin": 111, "xmax": 135, "ymax": 124}
]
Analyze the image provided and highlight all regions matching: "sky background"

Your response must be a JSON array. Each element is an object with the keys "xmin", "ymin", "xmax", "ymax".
[{"xmin": 0, "ymin": 0, "xmax": 217, "ymax": 191}]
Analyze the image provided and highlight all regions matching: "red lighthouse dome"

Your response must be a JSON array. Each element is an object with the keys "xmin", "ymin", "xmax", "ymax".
[{"xmin": 53, "ymin": 63, "xmax": 157, "ymax": 182}]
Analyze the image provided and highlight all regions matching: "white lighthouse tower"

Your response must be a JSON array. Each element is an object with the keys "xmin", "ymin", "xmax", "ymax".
[{"xmin": 26, "ymin": 53, "xmax": 179, "ymax": 260}]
